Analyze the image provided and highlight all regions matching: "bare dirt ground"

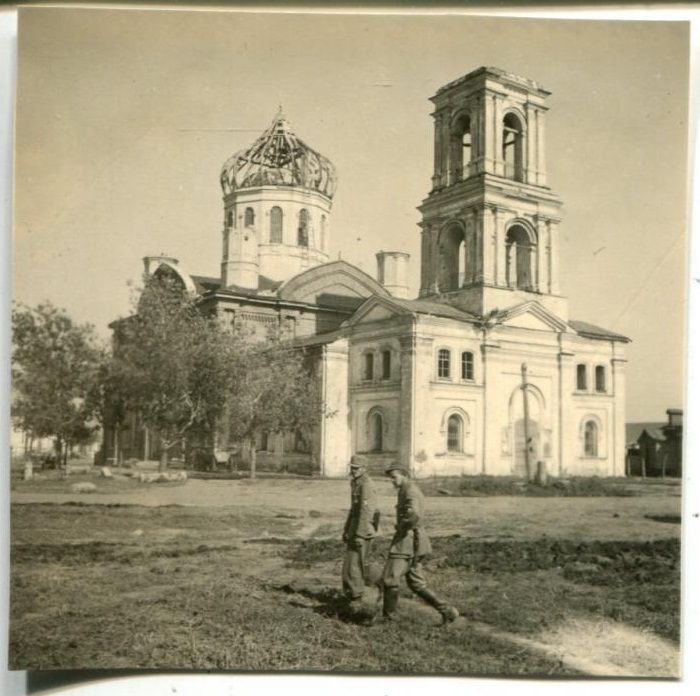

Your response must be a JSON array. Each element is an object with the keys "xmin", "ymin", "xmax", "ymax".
[{"xmin": 9, "ymin": 472, "xmax": 681, "ymax": 676}]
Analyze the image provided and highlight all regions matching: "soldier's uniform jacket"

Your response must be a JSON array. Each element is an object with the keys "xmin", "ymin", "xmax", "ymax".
[
  {"xmin": 389, "ymin": 479, "xmax": 433, "ymax": 558},
  {"xmin": 343, "ymin": 473, "xmax": 378, "ymax": 540}
]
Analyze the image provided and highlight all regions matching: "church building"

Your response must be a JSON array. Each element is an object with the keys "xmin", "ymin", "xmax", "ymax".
[{"xmin": 131, "ymin": 67, "xmax": 629, "ymax": 479}]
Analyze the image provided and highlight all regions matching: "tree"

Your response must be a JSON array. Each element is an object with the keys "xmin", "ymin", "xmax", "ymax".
[
  {"xmin": 226, "ymin": 328, "xmax": 328, "ymax": 478},
  {"xmin": 87, "ymin": 350, "xmax": 132, "ymax": 466},
  {"xmin": 115, "ymin": 273, "xmax": 240, "ymax": 471},
  {"xmin": 11, "ymin": 302, "xmax": 104, "ymax": 467}
]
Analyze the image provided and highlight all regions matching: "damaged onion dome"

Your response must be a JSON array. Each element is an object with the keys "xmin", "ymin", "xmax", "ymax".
[{"xmin": 220, "ymin": 109, "xmax": 337, "ymax": 199}]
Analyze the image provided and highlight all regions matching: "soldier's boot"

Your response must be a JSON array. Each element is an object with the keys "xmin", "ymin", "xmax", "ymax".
[
  {"xmin": 414, "ymin": 588, "xmax": 459, "ymax": 625},
  {"xmin": 381, "ymin": 586, "xmax": 400, "ymax": 621},
  {"xmin": 346, "ymin": 595, "xmax": 364, "ymax": 612}
]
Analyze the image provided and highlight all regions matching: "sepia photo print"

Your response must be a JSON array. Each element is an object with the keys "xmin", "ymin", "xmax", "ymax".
[{"xmin": 7, "ymin": 6, "xmax": 690, "ymax": 679}]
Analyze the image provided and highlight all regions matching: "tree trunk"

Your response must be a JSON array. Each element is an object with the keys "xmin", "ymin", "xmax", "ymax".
[
  {"xmin": 274, "ymin": 432, "xmax": 284, "ymax": 470},
  {"xmin": 143, "ymin": 427, "xmax": 150, "ymax": 461},
  {"xmin": 117, "ymin": 425, "xmax": 126, "ymax": 466},
  {"xmin": 159, "ymin": 447, "xmax": 169, "ymax": 473},
  {"xmin": 158, "ymin": 440, "xmax": 175, "ymax": 471},
  {"xmin": 249, "ymin": 439, "xmax": 257, "ymax": 480}
]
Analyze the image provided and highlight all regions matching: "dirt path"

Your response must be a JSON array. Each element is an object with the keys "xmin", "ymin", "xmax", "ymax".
[{"xmin": 12, "ymin": 477, "xmax": 682, "ymax": 542}]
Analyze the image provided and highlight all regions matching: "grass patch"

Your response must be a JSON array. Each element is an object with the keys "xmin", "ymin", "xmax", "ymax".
[
  {"xmin": 9, "ymin": 551, "xmax": 576, "ymax": 674},
  {"xmin": 418, "ymin": 475, "xmax": 643, "ymax": 498},
  {"xmin": 285, "ymin": 535, "xmax": 680, "ymax": 644},
  {"xmin": 9, "ymin": 495, "xmax": 680, "ymax": 673}
]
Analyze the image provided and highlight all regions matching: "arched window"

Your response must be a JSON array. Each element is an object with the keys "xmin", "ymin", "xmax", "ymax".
[
  {"xmin": 438, "ymin": 223, "xmax": 465, "ymax": 292},
  {"xmin": 450, "ymin": 114, "xmax": 471, "ymax": 183},
  {"xmin": 244, "ymin": 207, "xmax": 255, "ymax": 227},
  {"xmin": 576, "ymin": 364, "xmax": 588, "ymax": 391},
  {"xmin": 270, "ymin": 206, "xmax": 283, "ymax": 243},
  {"xmin": 584, "ymin": 420, "xmax": 598, "ymax": 457},
  {"xmin": 461, "ymin": 351, "xmax": 474, "ymax": 381},
  {"xmin": 502, "ymin": 113, "xmax": 524, "ymax": 182},
  {"xmin": 320, "ymin": 215, "xmax": 327, "ymax": 251},
  {"xmin": 363, "ymin": 352, "xmax": 374, "ymax": 381},
  {"xmin": 595, "ymin": 365, "xmax": 606, "ymax": 393},
  {"xmin": 298, "ymin": 209, "xmax": 309, "ymax": 247},
  {"xmin": 505, "ymin": 224, "xmax": 535, "ymax": 290},
  {"xmin": 447, "ymin": 414, "xmax": 463, "ymax": 452},
  {"xmin": 370, "ymin": 411, "xmax": 383, "ymax": 452},
  {"xmin": 437, "ymin": 349, "xmax": 451, "ymax": 379}
]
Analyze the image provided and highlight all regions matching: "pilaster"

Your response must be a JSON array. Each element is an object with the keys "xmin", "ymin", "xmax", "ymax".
[
  {"xmin": 525, "ymin": 103, "xmax": 538, "ymax": 185},
  {"xmin": 399, "ymin": 331, "xmax": 433, "ymax": 474},
  {"xmin": 481, "ymin": 336, "xmax": 502, "ymax": 474},
  {"xmin": 535, "ymin": 216, "xmax": 547, "ymax": 292},
  {"xmin": 419, "ymin": 225, "xmax": 430, "ymax": 296},
  {"xmin": 536, "ymin": 109, "xmax": 547, "ymax": 186},
  {"xmin": 319, "ymin": 339, "xmax": 350, "ymax": 477},
  {"xmin": 611, "ymin": 354, "xmax": 628, "ymax": 477},
  {"xmin": 557, "ymin": 342, "xmax": 575, "ymax": 477},
  {"xmin": 549, "ymin": 220, "xmax": 560, "ymax": 294}
]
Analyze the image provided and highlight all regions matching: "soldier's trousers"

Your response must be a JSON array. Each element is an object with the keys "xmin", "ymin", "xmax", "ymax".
[
  {"xmin": 382, "ymin": 555, "xmax": 429, "ymax": 594},
  {"xmin": 342, "ymin": 539, "xmax": 368, "ymax": 599}
]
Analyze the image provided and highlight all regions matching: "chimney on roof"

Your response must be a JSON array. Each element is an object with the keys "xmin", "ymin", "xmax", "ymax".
[{"xmin": 376, "ymin": 251, "xmax": 410, "ymax": 299}]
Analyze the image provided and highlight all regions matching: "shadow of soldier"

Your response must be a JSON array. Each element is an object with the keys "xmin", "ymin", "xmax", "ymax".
[{"xmin": 273, "ymin": 578, "xmax": 379, "ymax": 626}]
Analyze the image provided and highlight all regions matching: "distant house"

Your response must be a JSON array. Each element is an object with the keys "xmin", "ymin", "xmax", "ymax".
[{"xmin": 627, "ymin": 409, "xmax": 683, "ymax": 477}]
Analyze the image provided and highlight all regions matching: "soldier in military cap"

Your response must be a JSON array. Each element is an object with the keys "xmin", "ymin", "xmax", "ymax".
[
  {"xmin": 341, "ymin": 454, "xmax": 379, "ymax": 607},
  {"xmin": 380, "ymin": 461, "xmax": 459, "ymax": 624}
]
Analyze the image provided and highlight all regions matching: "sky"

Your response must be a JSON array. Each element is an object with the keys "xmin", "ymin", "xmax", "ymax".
[{"xmin": 12, "ymin": 7, "xmax": 690, "ymax": 423}]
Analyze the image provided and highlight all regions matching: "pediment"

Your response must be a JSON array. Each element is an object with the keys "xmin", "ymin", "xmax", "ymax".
[
  {"xmin": 496, "ymin": 301, "xmax": 568, "ymax": 333},
  {"xmin": 343, "ymin": 295, "xmax": 411, "ymax": 327}
]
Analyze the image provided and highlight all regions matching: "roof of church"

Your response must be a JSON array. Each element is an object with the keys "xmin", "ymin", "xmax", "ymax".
[
  {"xmin": 388, "ymin": 297, "xmax": 479, "ymax": 322},
  {"xmin": 568, "ymin": 319, "xmax": 630, "ymax": 343},
  {"xmin": 191, "ymin": 274, "xmax": 283, "ymax": 296},
  {"xmin": 219, "ymin": 109, "xmax": 337, "ymax": 199}
]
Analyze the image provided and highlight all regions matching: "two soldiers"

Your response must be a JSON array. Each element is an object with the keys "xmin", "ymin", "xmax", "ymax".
[{"xmin": 342, "ymin": 456, "xmax": 459, "ymax": 625}]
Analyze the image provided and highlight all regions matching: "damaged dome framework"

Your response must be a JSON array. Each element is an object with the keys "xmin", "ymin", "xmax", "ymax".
[{"xmin": 220, "ymin": 110, "xmax": 337, "ymax": 198}]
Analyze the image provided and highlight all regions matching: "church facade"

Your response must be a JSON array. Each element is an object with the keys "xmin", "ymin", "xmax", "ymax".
[{"xmin": 131, "ymin": 67, "xmax": 629, "ymax": 479}]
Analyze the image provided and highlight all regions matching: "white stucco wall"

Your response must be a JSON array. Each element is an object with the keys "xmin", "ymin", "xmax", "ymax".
[{"xmin": 330, "ymin": 306, "xmax": 627, "ymax": 480}]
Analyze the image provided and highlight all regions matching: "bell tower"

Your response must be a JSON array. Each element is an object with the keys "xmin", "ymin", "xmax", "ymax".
[{"xmin": 418, "ymin": 67, "xmax": 568, "ymax": 319}]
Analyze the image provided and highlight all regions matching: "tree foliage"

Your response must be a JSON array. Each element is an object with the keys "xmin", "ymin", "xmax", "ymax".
[
  {"xmin": 109, "ymin": 271, "xmax": 329, "ymax": 474},
  {"xmin": 226, "ymin": 328, "xmax": 326, "ymax": 477},
  {"xmin": 113, "ymin": 273, "xmax": 241, "ymax": 469},
  {"xmin": 11, "ymin": 302, "xmax": 104, "ymax": 463}
]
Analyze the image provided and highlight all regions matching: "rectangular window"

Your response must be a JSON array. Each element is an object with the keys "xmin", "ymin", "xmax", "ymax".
[
  {"xmin": 595, "ymin": 365, "xmax": 606, "ymax": 393},
  {"xmin": 461, "ymin": 351, "xmax": 474, "ymax": 381},
  {"xmin": 576, "ymin": 364, "xmax": 587, "ymax": 391},
  {"xmin": 363, "ymin": 352, "xmax": 374, "ymax": 381},
  {"xmin": 438, "ymin": 349, "xmax": 451, "ymax": 379},
  {"xmin": 382, "ymin": 350, "xmax": 391, "ymax": 380}
]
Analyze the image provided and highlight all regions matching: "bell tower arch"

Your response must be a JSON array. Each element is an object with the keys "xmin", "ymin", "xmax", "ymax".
[{"xmin": 419, "ymin": 67, "xmax": 567, "ymax": 319}]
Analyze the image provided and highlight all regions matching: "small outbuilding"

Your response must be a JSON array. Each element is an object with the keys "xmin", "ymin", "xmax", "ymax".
[{"xmin": 628, "ymin": 409, "xmax": 683, "ymax": 478}]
